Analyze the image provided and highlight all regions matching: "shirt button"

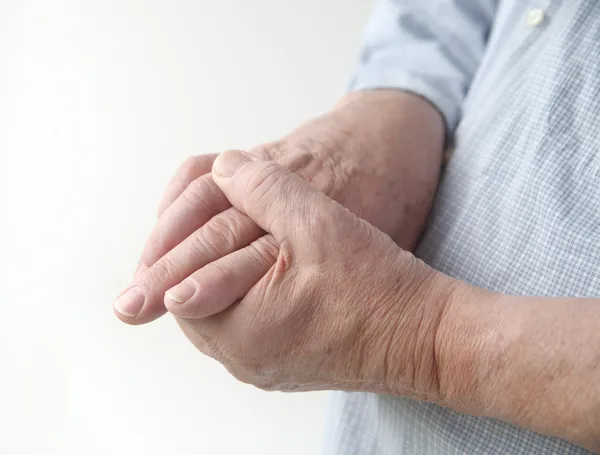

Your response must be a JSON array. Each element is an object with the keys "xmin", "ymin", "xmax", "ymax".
[{"xmin": 527, "ymin": 8, "xmax": 545, "ymax": 27}]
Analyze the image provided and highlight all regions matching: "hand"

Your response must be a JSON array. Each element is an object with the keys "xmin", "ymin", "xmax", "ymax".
[
  {"xmin": 113, "ymin": 91, "xmax": 445, "ymax": 324},
  {"xmin": 157, "ymin": 151, "xmax": 458, "ymax": 398}
]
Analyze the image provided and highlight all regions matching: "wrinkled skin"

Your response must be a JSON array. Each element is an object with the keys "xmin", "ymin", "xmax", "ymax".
[{"xmin": 166, "ymin": 152, "xmax": 456, "ymax": 397}]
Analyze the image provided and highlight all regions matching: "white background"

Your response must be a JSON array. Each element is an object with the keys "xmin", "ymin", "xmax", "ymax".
[{"xmin": 0, "ymin": 1, "xmax": 374, "ymax": 454}]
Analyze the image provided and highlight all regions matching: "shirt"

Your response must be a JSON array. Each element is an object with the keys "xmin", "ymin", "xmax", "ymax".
[{"xmin": 324, "ymin": 0, "xmax": 600, "ymax": 453}]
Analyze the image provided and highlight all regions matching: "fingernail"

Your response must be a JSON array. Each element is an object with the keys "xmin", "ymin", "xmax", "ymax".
[
  {"xmin": 165, "ymin": 280, "xmax": 196, "ymax": 304},
  {"xmin": 114, "ymin": 286, "xmax": 145, "ymax": 318},
  {"xmin": 213, "ymin": 151, "xmax": 251, "ymax": 178}
]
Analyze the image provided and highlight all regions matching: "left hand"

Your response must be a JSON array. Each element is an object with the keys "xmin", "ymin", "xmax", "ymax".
[{"xmin": 155, "ymin": 150, "xmax": 458, "ymax": 397}]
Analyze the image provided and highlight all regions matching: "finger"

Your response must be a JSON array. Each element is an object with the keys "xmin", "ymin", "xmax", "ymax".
[
  {"xmin": 140, "ymin": 152, "xmax": 245, "ymax": 269},
  {"xmin": 113, "ymin": 207, "xmax": 264, "ymax": 324},
  {"xmin": 157, "ymin": 154, "xmax": 218, "ymax": 217},
  {"xmin": 212, "ymin": 151, "xmax": 339, "ymax": 242},
  {"xmin": 164, "ymin": 235, "xmax": 279, "ymax": 319},
  {"xmin": 140, "ymin": 173, "xmax": 230, "ymax": 268},
  {"xmin": 132, "ymin": 154, "xmax": 219, "ymax": 281}
]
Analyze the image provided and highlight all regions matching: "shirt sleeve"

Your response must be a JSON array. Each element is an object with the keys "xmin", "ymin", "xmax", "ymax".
[{"xmin": 349, "ymin": 0, "xmax": 498, "ymax": 135}]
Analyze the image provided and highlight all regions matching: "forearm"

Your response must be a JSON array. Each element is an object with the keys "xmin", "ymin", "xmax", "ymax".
[
  {"xmin": 439, "ymin": 286, "xmax": 600, "ymax": 452},
  {"xmin": 266, "ymin": 89, "xmax": 445, "ymax": 250},
  {"xmin": 331, "ymin": 90, "xmax": 446, "ymax": 249}
]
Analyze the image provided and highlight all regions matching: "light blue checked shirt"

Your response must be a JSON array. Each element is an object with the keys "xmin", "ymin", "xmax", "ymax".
[{"xmin": 325, "ymin": 0, "xmax": 600, "ymax": 454}]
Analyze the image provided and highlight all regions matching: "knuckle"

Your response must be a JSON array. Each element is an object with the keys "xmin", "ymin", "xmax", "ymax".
[
  {"xmin": 244, "ymin": 162, "xmax": 282, "ymax": 210},
  {"xmin": 181, "ymin": 176, "xmax": 217, "ymax": 210},
  {"xmin": 201, "ymin": 214, "xmax": 242, "ymax": 255},
  {"xmin": 180, "ymin": 187, "xmax": 202, "ymax": 210},
  {"xmin": 244, "ymin": 163, "xmax": 302, "ymax": 234},
  {"xmin": 142, "ymin": 256, "xmax": 178, "ymax": 288},
  {"xmin": 247, "ymin": 236, "xmax": 279, "ymax": 268},
  {"xmin": 188, "ymin": 229, "xmax": 212, "ymax": 257}
]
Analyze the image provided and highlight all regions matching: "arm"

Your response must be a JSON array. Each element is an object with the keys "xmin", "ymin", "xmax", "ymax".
[{"xmin": 434, "ymin": 288, "xmax": 600, "ymax": 452}]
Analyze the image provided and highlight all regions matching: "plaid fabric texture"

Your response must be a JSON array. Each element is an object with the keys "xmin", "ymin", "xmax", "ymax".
[{"xmin": 325, "ymin": 0, "xmax": 600, "ymax": 453}]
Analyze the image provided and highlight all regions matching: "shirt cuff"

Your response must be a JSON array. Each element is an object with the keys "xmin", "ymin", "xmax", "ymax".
[{"xmin": 348, "ymin": 68, "xmax": 462, "ymax": 139}]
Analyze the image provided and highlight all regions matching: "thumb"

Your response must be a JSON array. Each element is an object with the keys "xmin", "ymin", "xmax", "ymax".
[{"xmin": 212, "ymin": 150, "xmax": 332, "ymax": 242}]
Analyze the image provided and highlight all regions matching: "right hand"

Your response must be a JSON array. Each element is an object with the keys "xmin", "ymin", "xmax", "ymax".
[{"xmin": 161, "ymin": 151, "xmax": 459, "ymax": 402}]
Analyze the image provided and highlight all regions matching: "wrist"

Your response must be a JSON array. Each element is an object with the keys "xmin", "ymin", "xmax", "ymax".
[
  {"xmin": 366, "ymin": 255, "xmax": 465, "ymax": 401},
  {"xmin": 371, "ymin": 255, "xmax": 499, "ymax": 409},
  {"xmin": 434, "ymin": 280, "xmax": 501, "ymax": 413}
]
